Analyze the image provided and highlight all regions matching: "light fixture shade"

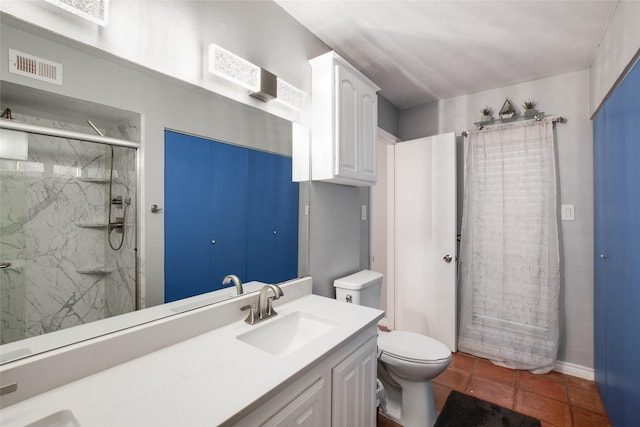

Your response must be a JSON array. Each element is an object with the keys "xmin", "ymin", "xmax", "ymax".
[
  {"xmin": 208, "ymin": 44, "xmax": 260, "ymax": 92},
  {"xmin": 45, "ymin": 0, "xmax": 109, "ymax": 26},
  {"xmin": 0, "ymin": 129, "xmax": 28, "ymax": 161},
  {"xmin": 276, "ymin": 78, "xmax": 305, "ymax": 111}
]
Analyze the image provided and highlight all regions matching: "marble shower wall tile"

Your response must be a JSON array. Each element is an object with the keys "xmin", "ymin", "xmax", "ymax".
[{"xmin": 0, "ymin": 114, "xmax": 137, "ymax": 344}]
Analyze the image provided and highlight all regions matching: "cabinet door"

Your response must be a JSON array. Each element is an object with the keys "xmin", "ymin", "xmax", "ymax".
[
  {"xmin": 332, "ymin": 337, "xmax": 377, "ymax": 427},
  {"xmin": 262, "ymin": 378, "xmax": 327, "ymax": 427},
  {"xmin": 335, "ymin": 63, "xmax": 360, "ymax": 180},
  {"xmin": 359, "ymin": 84, "xmax": 378, "ymax": 182}
]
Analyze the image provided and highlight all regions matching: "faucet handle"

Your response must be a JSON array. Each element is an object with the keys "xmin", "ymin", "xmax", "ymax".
[
  {"xmin": 266, "ymin": 296, "xmax": 278, "ymax": 317},
  {"xmin": 241, "ymin": 303, "xmax": 257, "ymax": 325}
]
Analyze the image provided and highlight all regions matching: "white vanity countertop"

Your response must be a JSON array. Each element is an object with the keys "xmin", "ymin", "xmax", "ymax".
[{"xmin": 0, "ymin": 294, "xmax": 383, "ymax": 426}]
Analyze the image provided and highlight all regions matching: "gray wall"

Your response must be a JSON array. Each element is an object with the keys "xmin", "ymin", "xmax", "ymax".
[
  {"xmin": 377, "ymin": 95, "xmax": 400, "ymax": 137},
  {"xmin": 308, "ymin": 183, "xmax": 370, "ymax": 298},
  {"xmin": 398, "ymin": 101, "xmax": 439, "ymax": 141},
  {"xmin": 399, "ymin": 69, "xmax": 595, "ymax": 369}
]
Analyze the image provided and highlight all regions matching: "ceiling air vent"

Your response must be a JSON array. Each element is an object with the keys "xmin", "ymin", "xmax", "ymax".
[{"xmin": 8, "ymin": 49, "xmax": 63, "ymax": 85}]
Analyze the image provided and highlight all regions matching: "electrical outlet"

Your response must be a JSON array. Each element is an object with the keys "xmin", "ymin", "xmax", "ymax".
[{"xmin": 561, "ymin": 204, "xmax": 575, "ymax": 221}]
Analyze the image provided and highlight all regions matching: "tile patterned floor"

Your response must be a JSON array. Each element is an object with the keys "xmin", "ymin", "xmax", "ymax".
[{"xmin": 377, "ymin": 351, "xmax": 611, "ymax": 427}]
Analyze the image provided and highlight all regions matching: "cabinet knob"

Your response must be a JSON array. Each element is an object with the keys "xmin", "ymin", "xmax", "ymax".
[
  {"xmin": 443, "ymin": 254, "xmax": 453, "ymax": 263},
  {"xmin": 211, "ymin": 240, "xmax": 216, "ymax": 245},
  {"xmin": 600, "ymin": 254, "xmax": 607, "ymax": 260},
  {"xmin": 273, "ymin": 230, "xmax": 277, "ymax": 235}
]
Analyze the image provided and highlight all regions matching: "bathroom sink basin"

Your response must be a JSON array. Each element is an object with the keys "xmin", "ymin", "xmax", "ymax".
[{"xmin": 237, "ymin": 311, "xmax": 336, "ymax": 356}]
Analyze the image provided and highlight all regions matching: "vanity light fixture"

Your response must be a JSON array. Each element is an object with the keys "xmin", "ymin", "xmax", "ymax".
[
  {"xmin": 208, "ymin": 43, "xmax": 306, "ymax": 110},
  {"xmin": 45, "ymin": 0, "xmax": 109, "ymax": 26},
  {"xmin": 275, "ymin": 78, "xmax": 306, "ymax": 111},
  {"xmin": 208, "ymin": 43, "xmax": 261, "ymax": 92}
]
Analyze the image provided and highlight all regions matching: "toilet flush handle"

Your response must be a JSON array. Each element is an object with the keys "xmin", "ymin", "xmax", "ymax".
[{"xmin": 345, "ymin": 294, "xmax": 353, "ymax": 303}]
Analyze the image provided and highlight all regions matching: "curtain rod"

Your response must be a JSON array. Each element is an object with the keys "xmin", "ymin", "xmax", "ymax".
[
  {"xmin": 0, "ymin": 118, "xmax": 140, "ymax": 149},
  {"xmin": 461, "ymin": 115, "xmax": 566, "ymax": 137}
]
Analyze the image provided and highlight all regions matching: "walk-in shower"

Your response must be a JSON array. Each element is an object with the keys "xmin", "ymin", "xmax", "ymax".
[{"xmin": 0, "ymin": 113, "xmax": 138, "ymax": 345}]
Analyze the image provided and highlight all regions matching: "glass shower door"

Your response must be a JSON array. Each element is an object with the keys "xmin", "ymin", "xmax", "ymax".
[
  {"xmin": 0, "ymin": 126, "xmax": 137, "ymax": 346},
  {"xmin": 0, "ymin": 132, "xmax": 28, "ymax": 344}
]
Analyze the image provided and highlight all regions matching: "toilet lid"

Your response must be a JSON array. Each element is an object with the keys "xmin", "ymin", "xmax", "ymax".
[{"xmin": 378, "ymin": 330, "xmax": 451, "ymax": 363}]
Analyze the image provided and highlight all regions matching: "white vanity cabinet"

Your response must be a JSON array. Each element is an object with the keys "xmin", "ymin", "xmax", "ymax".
[
  {"xmin": 233, "ymin": 331, "xmax": 378, "ymax": 427},
  {"xmin": 309, "ymin": 51, "xmax": 380, "ymax": 186},
  {"xmin": 332, "ymin": 336, "xmax": 378, "ymax": 426},
  {"xmin": 262, "ymin": 377, "xmax": 329, "ymax": 427}
]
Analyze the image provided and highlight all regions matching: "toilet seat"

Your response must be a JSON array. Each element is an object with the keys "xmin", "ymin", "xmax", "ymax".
[{"xmin": 378, "ymin": 330, "xmax": 451, "ymax": 364}]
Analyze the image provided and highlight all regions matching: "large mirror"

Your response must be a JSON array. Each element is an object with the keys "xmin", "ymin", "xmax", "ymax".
[{"xmin": 0, "ymin": 14, "xmax": 310, "ymax": 364}]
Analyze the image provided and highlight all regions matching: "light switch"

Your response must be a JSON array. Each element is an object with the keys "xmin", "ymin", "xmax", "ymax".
[{"xmin": 561, "ymin": 204, "xmax": 575, "ymax": 221}]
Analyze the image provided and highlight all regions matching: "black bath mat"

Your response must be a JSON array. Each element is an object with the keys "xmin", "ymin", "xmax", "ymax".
[{"xmin": 435, "ymin": 390, "xmax": 541, "ymax": 427}]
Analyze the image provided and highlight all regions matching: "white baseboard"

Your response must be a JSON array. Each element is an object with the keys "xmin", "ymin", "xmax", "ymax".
[{"xmin": 554, "ymin": 360, "xmax": 594, "ymax": 380}]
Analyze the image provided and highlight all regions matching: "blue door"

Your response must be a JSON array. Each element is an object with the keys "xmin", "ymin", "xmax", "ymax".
[
  {"xmin": 210, "ymin": 142, "xmax": 248, "ymax": 286},
  {"xmin": 165, "ymin": 131, "xmax": 298, "ymax": 303},
  {"xmin": 165, "ymin": 131, "xmax": 215, "ymax": 302},
  {"xmin": 165, "ymin": 131, "xmax": 248, "ymax": 302},
  {"xmin": 246, "ymin": 150, "xmax": 299, "ymax": 284},
  {"xmin": 594, "ymin": 59, "xmax": 640, "ymax": 426}
]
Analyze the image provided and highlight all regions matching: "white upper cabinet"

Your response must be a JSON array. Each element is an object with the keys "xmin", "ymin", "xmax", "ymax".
[{"xmin": 309, "ymin": 51, "xmax": 380, "ymax": 186}]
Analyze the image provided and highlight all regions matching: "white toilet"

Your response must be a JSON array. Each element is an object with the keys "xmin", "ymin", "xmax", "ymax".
[{"xmin": 334, "ymin": 270, "xmax": 451, "ymax": 427}]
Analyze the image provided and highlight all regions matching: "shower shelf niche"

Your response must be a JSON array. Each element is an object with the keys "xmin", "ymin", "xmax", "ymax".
[{"xmin": 76, "ymin": 266, "xmax": 113, "ymax": 275}]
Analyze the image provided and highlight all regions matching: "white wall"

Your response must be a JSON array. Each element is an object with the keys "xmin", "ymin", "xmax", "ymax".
[
  {"xmin": 589, "ymin": 1, "xmax": 640, "ymax": 116},
  {"xmin": 400, "ymin": 69, "xmax": 595, "ymax": 369}
]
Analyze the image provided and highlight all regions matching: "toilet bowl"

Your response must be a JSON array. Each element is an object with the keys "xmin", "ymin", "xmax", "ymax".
[{"xmin": 334, "ymin": 270, "xmax": 451, "ymax": 427}]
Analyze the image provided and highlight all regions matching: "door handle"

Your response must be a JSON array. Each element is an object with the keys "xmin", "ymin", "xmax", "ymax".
[
  {"xmin": 443, "ymin": 254, "xmax": 452, "ymax": 263},
  {"xmin": 0, "ymin": 262, "xmax": 11, "ymax": 269}
]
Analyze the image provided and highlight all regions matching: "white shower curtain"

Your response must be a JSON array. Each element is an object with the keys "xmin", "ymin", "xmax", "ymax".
[{"xmin": 458, "ymin": 118, "xmax": 560, "ymax": 373}]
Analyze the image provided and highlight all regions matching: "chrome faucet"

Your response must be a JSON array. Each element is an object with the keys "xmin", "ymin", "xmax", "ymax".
[
  {"xmin": 258, "ymin": 284, "xmax": 284, "ymax": 319},
  {"xmin": 222, "ymin": 274, "xmax": 243, "ymax": 295},
  {"xmin": 241, "ymin": 284, "xmax": 284, "ymax": 325}
]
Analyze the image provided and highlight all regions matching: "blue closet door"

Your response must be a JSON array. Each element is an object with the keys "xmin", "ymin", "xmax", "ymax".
[
  {"xmin": 165, "ymin": 132, "xmax": 248, "ymax": 302},
  {"xmin": 245, "ymin": 150, "xmax": 299, "ymax": 284},
  {"xmin": 245, "ymin": 150, "xmax": 276, "ymax": 283},
  {"xmin": 593, "ymin": 109, "xmax": 607, "ymax": 403},
  {"xmin": 210, "ymin": 142, "xmax": 248, "ymax": 285},
  {"xmin": 274, "ymin": 154, "xmax": 299, "ymax": 282},
  {"xmin": 594, "ymin": 59, "xmax": 640, "ymax": 427},
  {"xmin": 165, "ymin": 130, "xmax": 213, "ymax": 302}
]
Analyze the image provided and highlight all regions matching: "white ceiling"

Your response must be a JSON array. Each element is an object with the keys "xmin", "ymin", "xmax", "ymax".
[{"xmin": 275, "ymin": 0, "xmax": 619, "ymax": 109}]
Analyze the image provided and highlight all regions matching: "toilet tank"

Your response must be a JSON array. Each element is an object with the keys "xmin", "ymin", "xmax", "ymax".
[{"xmin": 333, "ymin": 270, "xmax": 383, "ymax": 308}]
